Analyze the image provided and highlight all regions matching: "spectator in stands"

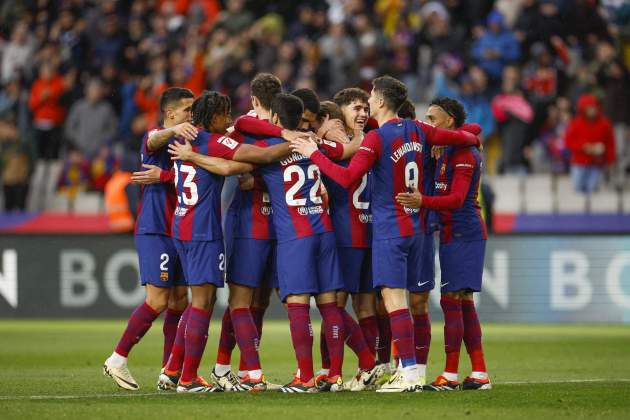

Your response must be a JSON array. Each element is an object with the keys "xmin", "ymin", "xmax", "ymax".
[
  {"xmin": 538, "ymin": 96, "xmax": 572, "ymax": 174},
  {"xmin": 319, "ymin": 22, "xmax": 359, "ymax": 95},
  {"xmin": 491, "ymin": 65, "xmax": 534, "ymax": 174},
  {"xmin": 472, "ymin": 9, "xmax": 520, "ymax": 86},
  {"xmin": 1, "ymin": 21, "xmax": 34, "ymax": 83},
  {"xmin": 64, "ymin": 78, "xmax": 118, "ymax": 158},
  {"xmin": 565, "ymin": 93, "xmax": 616, "ymax": 194},
  {"xmin": 0, "ymin": 109, "xmax": 31, "ymax": 212}
]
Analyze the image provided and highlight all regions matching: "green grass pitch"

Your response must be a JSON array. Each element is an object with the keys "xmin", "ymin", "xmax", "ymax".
[{"xmin": 1, "ymin": 320, "xmax": 629, "ymax": 419}]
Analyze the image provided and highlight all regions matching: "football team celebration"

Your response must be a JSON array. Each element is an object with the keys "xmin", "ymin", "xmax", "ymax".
[{"xmin": 102, "ymin": 72, "xmax": 490, "ymax": 394}]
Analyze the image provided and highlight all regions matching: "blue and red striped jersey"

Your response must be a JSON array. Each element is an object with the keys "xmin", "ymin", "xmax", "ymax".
[
  {"xmin": 322, "ymin": 159, "xmax": 372, "ymax": 248},
  {"xmin": 426, "ymin": 145, "xmax": 487, "ymax": 243},
  {"xmin": 258, "ymin": 138, "xmax": 343, "ymax": 243},
  {"xmin": 171, "ymin": 131, "xmax": 239, "ymax": 241},
  {"xmin": 135, "ymin": 127, "xmax": 177, "ymax": 236}
]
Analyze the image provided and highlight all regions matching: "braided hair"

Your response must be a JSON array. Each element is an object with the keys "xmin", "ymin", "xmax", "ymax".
[{"xmin": 191, "ymin": 91, "xmax": 231, "ymax": 130}]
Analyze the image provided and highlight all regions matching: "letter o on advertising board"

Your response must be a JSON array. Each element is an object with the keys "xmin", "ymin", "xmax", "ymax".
[{"xmin": 104, "ymin": 251, "xmax": 144, "ymax": 307}]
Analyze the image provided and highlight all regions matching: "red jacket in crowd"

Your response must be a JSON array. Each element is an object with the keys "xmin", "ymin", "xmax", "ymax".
[
  {"xmin": 565, "ymin": 94, "xmax": 615, "ymax": 166},
  {"xmin": 28, "ymin": 74, "xmax": 66, "ymax": 127}
]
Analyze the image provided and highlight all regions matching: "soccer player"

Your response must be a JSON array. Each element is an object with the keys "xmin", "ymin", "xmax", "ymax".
[
  {"xmin": 161, "ymin": 91, "xmax": 293, "ymax": 392},
  {"xmin": 396, "ymin": 97, "xmax": 490, "ymax": 391},
  {"xmin": 316, "ymin": 90, "xmax": 382, "ymax": 391},
  {"xmin": 290, "ymin": 75, "xmax": 480, "ymax": 392},
  {"xmin": 103, "ymin": 87, "xmax": 197, "ymax": 391}
]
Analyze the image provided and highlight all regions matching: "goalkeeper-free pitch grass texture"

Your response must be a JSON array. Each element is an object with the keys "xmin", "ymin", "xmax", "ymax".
[{"xmin": 1, "ymin": 320, "xmax": 628, "ymax": 419}]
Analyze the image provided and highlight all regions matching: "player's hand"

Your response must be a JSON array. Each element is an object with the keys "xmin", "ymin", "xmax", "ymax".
[
  {"xmin": 431, "ymin": 146, "xmax": 446, "ymax": 159},
  {"xmin": 281, "ymin": 129, "xmax": 310, "ymax": 143},
  {"xmin": 131, "ymin": 164, "xmax": 162, "ymax": 184},
  {"xmin": 238, "ymin": 173, "xmax": 255, "ymax": 191},
  {"xmin": 396, "ymin": 186, "xmax": 422, "ymax": 209},
  {"xmin": 459, "ymin": 123, "xmax": 481, "ymax": 136},
  {"xmin": 318, "ymin": 118, "xmax": 349, "ymax": 144},
  {"xmin": 171, "ymin": 123, "xmax": 198, "ymax": 141},
  {"xmin": 289, "ymin": 137, "xmax": 319, "ymax": 158},
  {"xmin": 168, "ymin": 140, "xmax": 193, "ymax": 161}
]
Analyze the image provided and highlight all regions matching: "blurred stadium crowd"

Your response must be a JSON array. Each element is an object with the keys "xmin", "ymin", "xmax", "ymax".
[{"xmin": 0, "ymin": 0, "xmax": 629, "ymax": 214}]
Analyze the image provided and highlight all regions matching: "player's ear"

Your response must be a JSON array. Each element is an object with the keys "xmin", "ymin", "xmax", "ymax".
[{"xmin": 251, "ymin": 96, "xmax": 259, "ymax": 109}]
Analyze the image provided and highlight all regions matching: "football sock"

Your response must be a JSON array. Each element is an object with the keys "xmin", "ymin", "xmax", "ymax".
[
  {"xmin": 216, "ymin": 308, "xmax": 236, "ymax": 366},
  {"xmin": 162, "ymin": 308, "xmax": 184, "ymax": 367},
  {"xmin": 164, "ymin": 304, "xmax": 191, "ymax": 373},
  {"xmin": 388, "ymin": 309, "xmax": 417, "ymax": 373},
  {"xmin": 231, "ymin": 308, "xmax": 261, "ymax": 374},
  {"xmin": 462, "ymin": 299, "xmax": 487, "ymax": 375},
  {"xmin": 107, "ymin": 351, "xmax": 127, "ymax": 368},
  {"xmin": 319, "ymin": 321, "xmax": 331, "ymax": 370},
  {"xmin": 376, "ymin": 314, "xmax": 392, "ymax": 364},
  {"xmin": 341, "ymin": 309, "xmax": 375, "ymax": 370},
  {"xmin": 251, "ymin": 306, "xmax": 266, "ymax": 341},
  {"xmin": 358, "ymin": 315, "xmax": 379, "ymax": 357},
  {"xmin": 180, "ymin": 307, "xmax": 211, "ymax": 383},
  {"xmin": 214, "ymin": 364, "xmax": 231, "ymax": 377},
  {"xmin": 248, "ymin": 369, "xmax": 263, "ymax": 381},
  {"xmin": 441, "ymin": 296, "xmax": 463, "ymax": 379},
  {"xmin": 114, "ymin": 301, "xmax": 160, "ymax": 358},
  {"xmin": 287, "ymin": 303, "xmax": 314, "ymax": 383},
  {"xmin": 413, "ymin": 313, "xmax": 431, "ymax": 366},
  {"xmin": 317, "ymin": 302, "xmax": 345, "ymax": 378}
]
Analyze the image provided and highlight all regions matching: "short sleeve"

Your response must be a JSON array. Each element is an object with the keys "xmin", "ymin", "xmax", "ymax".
[
  {"xmin": 208, "ymin": 135, "xmax": 241, "ymax": 159},
  {"xmin": 319, "ymin": 139, "xmax": 345, "ymax": 160}
]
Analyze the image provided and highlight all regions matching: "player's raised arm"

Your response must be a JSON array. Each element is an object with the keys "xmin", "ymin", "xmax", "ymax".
[
  {"xmin": 291, "ymin": 130, "xmax": 379, "ymax": 188},
  {"xmin": 147, "ymin": 122, "xmax": 197, "ymax": 151},
  {"xmin": 397, "ymin": 147, "xmax": 476, "ymax": 210},
  {"xmin": 169, "ymin": 140, "xmax": 253, "ymax": 176},
  {"xmin": 419, "ymin": 121, "xmax": 482, "ymax": 147}
]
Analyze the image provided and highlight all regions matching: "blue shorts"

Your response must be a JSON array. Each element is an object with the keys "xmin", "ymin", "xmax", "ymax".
[
  {"xmin": 338, "ymin": 247, "xmax": 374, "ymax": 294},
  {"xmin": 439, "ymin": 240, "xmax": 486, "ymax": 293},
  {"xmin": 276, "ymin": 232, "xmax": 344, "ymax": 301},
  {"xmin": 372, "ymin": 235, "xmax": 424, "ymax": 290},
  {"xmin": 227, "ymin": 238, "xmax": 278, "ymax": 289},
  {"xmin": 408, "ymin": 233, "xmax": 436, "ymax": 293},
  {"xmin": 136, "ymin": 234, "xmax": 185, "ymax": 288},
  {"xmin": 173, "ymin": 239, "xmax": 225, "ymax": 287}
]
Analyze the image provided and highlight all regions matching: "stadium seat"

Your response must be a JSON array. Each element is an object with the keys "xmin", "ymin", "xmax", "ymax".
[
  {"xmin": 555, "ymin": 176, "xmax": 587, "ymax": 213},
  {"xmin": 622, "ymin": 191, "xmax": 630, "ymax": 214},
  {"xmin": 487, "ymin": 175, "xmax": 522, "ymax": 214},
  {"xmin": 589, "ymin": 188, "xmax": 620, "ymax": 213},
  {"xmin": 74, "ymin": 192, "xmax": 104, "ymax": 214},
  {"xmin": 523, "ymin": 175, "xmax": 553, "ymax": 214},
  {"xmin": 49, "ymin": 193, "xmax": 70, "ymax": 212}
]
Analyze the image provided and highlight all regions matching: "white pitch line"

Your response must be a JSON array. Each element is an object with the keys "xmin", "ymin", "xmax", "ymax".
[{"xmin": 1, "ymin": 379, "xmax": 629, "ymax": 401}]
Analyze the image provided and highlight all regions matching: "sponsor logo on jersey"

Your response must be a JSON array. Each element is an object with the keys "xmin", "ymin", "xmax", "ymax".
[
  {"xmin": 297, "ymin": 205, "xmax": 324, "ymax": 216},
  {"xmin": 390, "ymin": 141, "xmax": 423, "ymax": 163},
  {"xmin": 218, "ymin": 135, "xmax": 239, "ymax": 150},
  {"xmin": 260, "ymin": 205, "xmax": 273, "ymax": 216},
  {"xmin": 403, "ymin": 206, "xmax": 420, "ymax": 215},
  {"xmin": 358, "ymin": 213, "xmax": 372, "ymax": 224},
  {"xmin": 455, "ymin": 163, "xmax": 473, "ymax": 168},
  {"xmin": 435, "ymin": 181, "xmax": 448, "ymax": 191},
  {"xmin": 175, "ymin": 206, "xmax": 188, "ymax": 217}
]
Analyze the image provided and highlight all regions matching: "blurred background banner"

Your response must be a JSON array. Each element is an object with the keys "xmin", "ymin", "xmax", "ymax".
[{"xmin": 1, "ymin": 234, "xmax": 628, "ymax": 322}]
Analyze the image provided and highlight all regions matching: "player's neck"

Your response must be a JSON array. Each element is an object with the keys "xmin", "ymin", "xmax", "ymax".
[
  {"xmin": 163, "ymin": 120, "xmax": 176, "ymax": 129},
  {"xmin": 256, "ymin": 108, "xmax": 271, "ymax": 120},
  {"xmin": 375, "ymin": 110, "xmax": 398, "ymax": 127}
]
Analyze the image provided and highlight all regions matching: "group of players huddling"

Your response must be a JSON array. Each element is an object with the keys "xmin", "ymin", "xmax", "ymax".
[{"xmin": 102, "ymin": 72, "xmax": 491, "ymax": 393}]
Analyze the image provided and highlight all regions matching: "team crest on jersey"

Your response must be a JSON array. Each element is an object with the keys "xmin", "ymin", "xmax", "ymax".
[
  {"xmin": 440, "ymin": 163, "xmax": 447, "ymax": 175},
  {"xmin": 160, "ymin": 272, "xmax": 169, "ymax": 282}
]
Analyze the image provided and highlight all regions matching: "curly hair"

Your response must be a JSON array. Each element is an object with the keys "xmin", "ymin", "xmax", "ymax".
[
  {"xmin": 333, "ymin": 88, "xmax": 369, "ymax": 108},
  {"xmin": 317, "ymin": 100, "xmax": 344, "ymax": 122},
  {"xmin": 429, "ymin": 97, "xmax": 467, "ymax": 128},
  {"xmin": 191, "ymin": 91, "xmax": 231, "ymax": 130}
]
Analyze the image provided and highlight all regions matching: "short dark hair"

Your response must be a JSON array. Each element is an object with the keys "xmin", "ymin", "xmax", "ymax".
[
  {"xmin": 159, "ymin": 87, "xmax": 194, "ymax": 113},
  {"xmin": 271, "ymin": 94, "xmax": 304, "ymax": 131},
  {"xmin": 291, "ymin": 88, "xmax": 320, "ymax": 115},
  {"xmin": 372, "ymin": 75, "xmax": 407, "ymax": 112},
  {"xmin": 429, "ymin": 97, "xmax": 466, "ymax": 127},
  {"xmin": 397, "ymin": 99, "xmax": 416, "ymax": 120},
  {"xmin": 317, "ymin": 101, "xmax": 344, "ymax": 122},
  {"xmin": 191, "ymin": 90, "xmax": 231, "ymax": 130},
  {"xmin": 333, "ymin": 88, "xmax": 369, "ymax": 108},
  {"xmin": 250, "ymin": 73, "xmax": 282, "ymax": 110}
]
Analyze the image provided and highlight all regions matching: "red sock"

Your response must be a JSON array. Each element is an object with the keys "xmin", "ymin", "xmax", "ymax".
[
  {"xmin": 413, "ymin": 313, "xmax": 431, "ymax": 365},
  {"xmin": 462, "ymin": 299, "xmax": 486, "ymax": 373},
  {"xmin": 376, "ymin": 314, "xmax": 392, "ymax": 364},
  {"xmin": 341, "ymin": 309, "xmax": 375, "ymax": 370},
  {"xmin": 162, "ymin": 308, "xmax": 184, "ymax": 367},
  {"xmin": 441, "ymin": 296, "xmax": 463, "ymax": 375},
  {"xmin": 358, "ymin": 315, "xmax": 379, "ymax": 357},
  {"xmin": 115, "ymin": 302, "xmax": 160, "ymax": 357},
  {"xmin": 287, "ymin": 303, "xmax": 314, "ymax": 382},
  {"xmin": 317, "ymin": 303, "xmax": 345, "ymax": 378},
  {"xmin": 319, "ymin": 321, "xmax": 330, "ymax": 370},
  {"xmin": 389, "ymin": 309, "xmax": 416, "ymax": 368},
  {"xmin": 216, "ymin": 307, "xmax": 236, "ymax": 366},
  {"xmin": 251, "ymin": 306, "xmax": 265, "ymax": 340},
  {"xmin": 165, "ymin": 305, "xmax": 190, "ymax": 373},
  {"xmin": 180, "ymin": 307, "xmax": 211, "ymax": 383},
  {"xmin": 231, "ymin": 308, "xmax": 261, "ymax": 372}
]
